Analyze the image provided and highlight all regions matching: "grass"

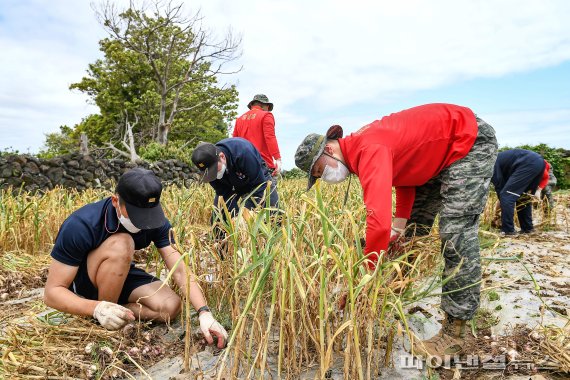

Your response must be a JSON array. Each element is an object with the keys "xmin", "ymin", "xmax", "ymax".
[
  {"xmin": 1, "ymin": 180, "xmax": 569, "ymax": 378},
  {"xmin": 472, "ymin": 308, "xmax": 500, "ymax": 331},
  {"xmin": 487, "ymin": 290, "xmax": 500, "ymax": 302}
]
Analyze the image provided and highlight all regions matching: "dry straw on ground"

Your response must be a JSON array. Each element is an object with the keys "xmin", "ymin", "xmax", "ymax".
[{"xmin": 1, "ymin": 181, "xmax": 569, "ymax": 379}]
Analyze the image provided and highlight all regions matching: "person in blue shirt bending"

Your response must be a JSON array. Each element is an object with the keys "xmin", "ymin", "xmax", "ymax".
[
  {"xmin": 492, "ymin": 149, "xmax": 550, "ymax": 235},
  {"xmin": 44, "ymin": 168, "xmax": 227, "ymax": 348},
  {"xmin": 191, "ymin": 138, "xmax": 279, "ymax": 243},
  {"xmin": 192, "ymin": 137, "xmax": 279, "ymax": 255}
]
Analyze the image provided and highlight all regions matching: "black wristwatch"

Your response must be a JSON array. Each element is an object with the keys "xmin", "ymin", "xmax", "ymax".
[{"xmin": 197, "ymin": 305, "xmax": 211, "ymax": 315}]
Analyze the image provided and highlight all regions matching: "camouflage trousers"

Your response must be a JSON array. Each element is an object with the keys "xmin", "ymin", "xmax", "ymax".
[
  {"xmin": 541, "ymin": 185, "xmax": 555, "ymax": 209},
  {"xmin": 407, "ymin": 117, "xmax": 498, "ymax": 320}
]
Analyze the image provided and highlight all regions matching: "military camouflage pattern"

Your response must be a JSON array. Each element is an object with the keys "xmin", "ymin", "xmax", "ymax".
[
  {"xmin": 248, "ymin": 94, "xmax": 274, "ymax": 111},
  {"xmin": 541, "ymin": 166, "xmax": 557, "ymax": 208},
  {"xmin": 295, "ymin": 133, "xmax": 326, "ymax": 190},
  {"xmin": 407, "ymin": 117, "xmax": 498, "ymax": 320}
]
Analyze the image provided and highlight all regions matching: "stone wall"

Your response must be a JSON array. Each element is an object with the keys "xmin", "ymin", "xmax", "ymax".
[{"xmin": 0, "ymin": 153, "xmax": 198, "ymax": 193}]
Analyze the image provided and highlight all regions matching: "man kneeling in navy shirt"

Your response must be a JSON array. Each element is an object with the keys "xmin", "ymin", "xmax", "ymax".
[{"xmin": 44, "ymin": 168, "xmax": 227, "ymax": 347}]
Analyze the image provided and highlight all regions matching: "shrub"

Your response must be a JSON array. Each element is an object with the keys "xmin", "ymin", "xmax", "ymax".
[
  {"xmin": 281, "ymin": 167, "xmax": 307, "ymax": 180},
  {"xmin": 0, "ymin": 147, "xmax": 20, "ymax": 157},
  {"xmin": 138, "ymin": 140, "xmax": 194, "ymax": 164}
]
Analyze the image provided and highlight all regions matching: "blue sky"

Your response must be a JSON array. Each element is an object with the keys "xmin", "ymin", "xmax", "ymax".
[{"xmin": 1, "ymin": 0, "xmax": 570, "ymax": 169}]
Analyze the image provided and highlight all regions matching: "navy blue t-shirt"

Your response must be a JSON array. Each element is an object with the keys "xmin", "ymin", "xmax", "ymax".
[
  {"xmin": 492, "ymin": 149, "xmax": 546, "ymax": 195},
  {"xmin": 51, "ymin": 197, "xmax": 174, "ymax": 267},
  {"xmin": 210, "ymin": 137, "xmax": 271, "ymax": 198}
]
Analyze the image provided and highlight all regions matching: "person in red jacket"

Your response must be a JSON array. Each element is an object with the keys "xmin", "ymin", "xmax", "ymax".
[
  {"xmin": 233, "ymin": 94, "xmax": 282, "ymax": 178},
  {"xmin": 295, "ymin": 103, "xmax": 498, "ymax": 357}
]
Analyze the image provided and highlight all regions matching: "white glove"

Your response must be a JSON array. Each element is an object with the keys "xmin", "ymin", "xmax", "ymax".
[
  {"xmin": 199, "ymin": 311, "xmax": 228, "ymax": 348},
  {"xmin": 273, "ymin": 159, "xmax": 282, "ymax": 176},
  {"xmin": 534, "ymin": 188, "xmax": 542, "ymax": 199},
  {"xmin": 93, "ymin": 301, "xmax": 134, "ymax": 330},
  {"xmin": 390, "ymin": 226, "xmax": 404, "ymax": 239}
]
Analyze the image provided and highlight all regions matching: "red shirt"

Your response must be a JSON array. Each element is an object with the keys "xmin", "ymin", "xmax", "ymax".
[
  {"xmin": 337, "ymin": 103, "xmax": 478, "ymax": 268},
  {"xmin": 539, "ymin": 161, "xmax": 550, "ymax": 189},
  {"xmin": 233, "ymin": 106, "xmax": 281, "ymax": 169}
]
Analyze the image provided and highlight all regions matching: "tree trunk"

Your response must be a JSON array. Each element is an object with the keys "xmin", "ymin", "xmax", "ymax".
[
  {"xmin": 126, "ymin": 122, "xmax": 139, "ymax": 163},
  {"xmin": 157, "ymin": 86, "xmax": 168, "ymax": 145},
  {"xmin": 157, "ymin": 123, "xmax": 170, "ymax": 145},
  {"xmin": 79, "ymin": 133, "xmax": 89, "ymax": 156}
]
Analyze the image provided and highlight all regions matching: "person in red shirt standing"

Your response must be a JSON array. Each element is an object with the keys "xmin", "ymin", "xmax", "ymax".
[
  {"xmin": 233, "ymin": 94, "xmax": 282, "ymax": 180},
  {"xmin": 294, "ymin": 103, "xmax": 498, "ymax": 357}
]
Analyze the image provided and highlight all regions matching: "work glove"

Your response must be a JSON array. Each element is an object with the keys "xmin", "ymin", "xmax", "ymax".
[
  {"xmin": 199, "ymin": 311, "xmax": 228, "ymax": 349},
  {"xmin": 93, "ymin": 301, "xmax": 135, "ymax": 330},
  {"xmin": 273, "ymin": 159, "xmax": 282, "ymax": 176},
  {"xmin": 534, "ymin": 188, "xmax": 542, "ymax": 200},
  {"xmin": 387, "ymin": 227, "xmax": 405, "ymax": 259}
]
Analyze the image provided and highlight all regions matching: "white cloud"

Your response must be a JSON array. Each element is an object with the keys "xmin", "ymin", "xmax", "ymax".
[
  {"xmin": 198, "ymin": 0, "xmax": 570, "ymax": 109},
  {"xmin": 1, "ymin": 0, "xmax": 570, "ymax": 162},
  {"xmin": 0, "ymin": 35, "xmax": 99, "ymax": 151},
  {"xmin": 0, "ymin": 1, "xmax": 103, "ymax": 152},
  {"xmin": 198, "ymin": 0, "xmax": 570, "ymax": 168},
  {"xmin": 484, "ymin": 108, "xmax": 570, "ymax": 149}
]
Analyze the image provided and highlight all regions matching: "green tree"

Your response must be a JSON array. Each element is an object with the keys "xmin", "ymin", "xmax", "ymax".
[
  {"xmin": 47, "ymin": 0, "xmax": 241, "ymax": 158},
  {"xmin": 282, "ymin": 168, "xmax": 307, "ymax": 180},
  {"xmin": 70, "ymin": 38, "xmax": 157, "ymax": 146},
  {"xmin": 94, "ymin": 0, "xmax": 241, "ymax": 145},
  {"xmin": 39, "ymin": 125, "xmax": 78, "ymax": 158}
]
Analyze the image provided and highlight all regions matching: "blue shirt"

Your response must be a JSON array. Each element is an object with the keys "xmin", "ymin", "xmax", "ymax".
[
  {"xmin": 210, "ymin": 137, "xmax": 271, "ymax": 198},
  {"xmin": 51, "ymin": 197, "xmax": 173, "ymax": 267},
  {"xmin": 492, "ymin": 149, "xmax": 546, "ymax": 195}
]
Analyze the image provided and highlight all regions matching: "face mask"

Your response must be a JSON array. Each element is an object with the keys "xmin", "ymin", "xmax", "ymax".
[
  {"xmin": 216, "ymin": 163, "xmax": 226, "ymax": 180},
  {"xmin": 321, "ymin": 161, "xmax": 349, "ymax": 184},
  {"xmin": 117, "ymin": 209, "xmax": 141, "ymax": 233}
]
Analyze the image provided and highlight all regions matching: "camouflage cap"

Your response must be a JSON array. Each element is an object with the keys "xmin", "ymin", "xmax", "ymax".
[
  {"xmin": 247, "ymin": 94, "xmax": 274, "ymax": 111},
  {"xmin": 295, "ymin": 125, "xmax": 345, "ymax": 190},
  {"xmin": 295, "ymin": 133, "xmax": 326, "ymax": 190}
]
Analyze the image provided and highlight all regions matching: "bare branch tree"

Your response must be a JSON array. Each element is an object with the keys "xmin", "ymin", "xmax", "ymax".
[
  {"xmin": 105, "ymin": 111, "xmax": 141, "ymax": 163},
  {"xmin": 96, "ymin": 0, "xmax": 242, "ymax": 145}
]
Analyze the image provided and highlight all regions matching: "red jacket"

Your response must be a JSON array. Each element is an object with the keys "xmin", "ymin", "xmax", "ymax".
[
  {"xmin": 337, "ymin": 104, "xmax": 478, "ymax": 268},
  {"xmin": 233, "ymin": 106, "xmax": 281, "ymax": 169}
]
